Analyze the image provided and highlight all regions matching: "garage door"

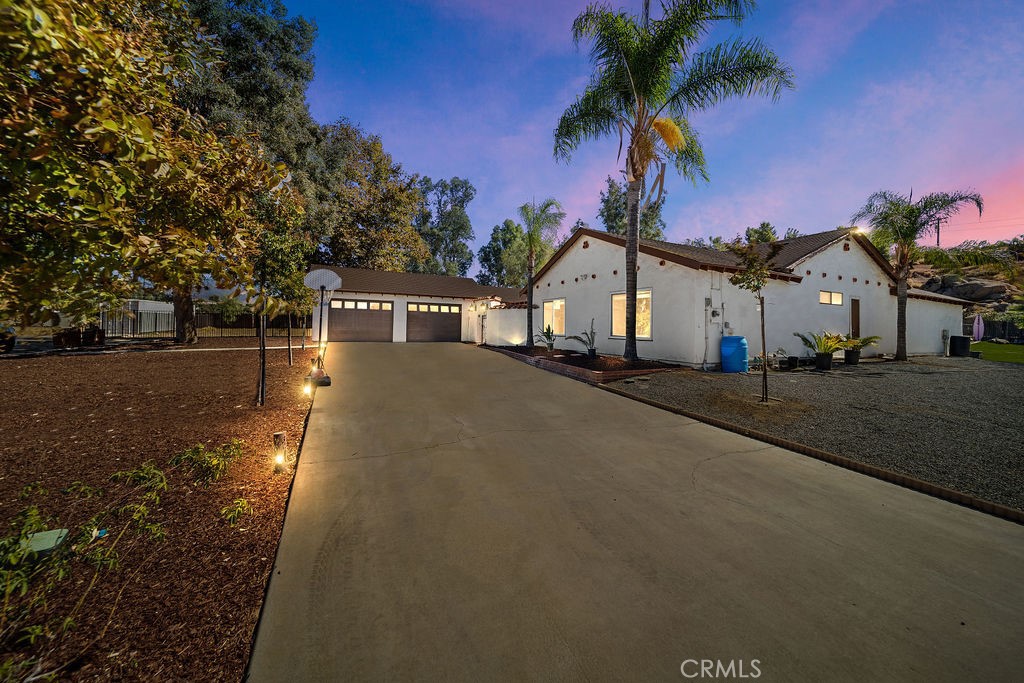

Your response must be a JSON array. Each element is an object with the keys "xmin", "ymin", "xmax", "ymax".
[
  {"xmin": 406, "ymin": 302, "xmax": 461, "ymax": 342},
  {"xmin": 328, "ymin": 299, "xmax": 393, "ymax": 341}
]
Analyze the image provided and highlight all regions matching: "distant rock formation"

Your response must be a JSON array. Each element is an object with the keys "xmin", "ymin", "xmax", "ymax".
[{"xmin": 916, "ymin": 273, "xmax": 1019, "ymax": 311}]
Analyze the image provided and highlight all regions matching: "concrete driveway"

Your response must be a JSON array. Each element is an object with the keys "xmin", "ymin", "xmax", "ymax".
[{"xmin": 247, "ymin": 343, "xmax": 1024, "ymax": 682}]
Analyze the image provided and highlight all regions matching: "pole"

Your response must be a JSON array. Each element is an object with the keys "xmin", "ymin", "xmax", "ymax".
[
  {"xmin": 317, "ymin": 286, "xmax": 326, "ymax": 369},
  {"xmin": 936, "ymin": 218, "xmax": 941, "ymax": 248}
]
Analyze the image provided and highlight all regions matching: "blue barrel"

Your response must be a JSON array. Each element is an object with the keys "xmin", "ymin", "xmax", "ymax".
[{"xmin": 721, "ymin": 335, "xmax": 749, "ymax": 373}]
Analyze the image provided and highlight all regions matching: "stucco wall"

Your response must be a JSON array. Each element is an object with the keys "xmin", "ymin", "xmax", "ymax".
[
  {"xmin": 479, "ymin": 308, "xmax": 528, "ymax": 346},
  {"xmin": 535, "ymin": 233, "xmax": 963, "ymax": 365}
]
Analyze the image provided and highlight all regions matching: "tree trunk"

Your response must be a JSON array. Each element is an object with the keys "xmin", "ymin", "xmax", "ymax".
[
  {"xmin": 896, "ymin": 275, "xmax": 908, "ymax": 361},
  {"xmin": 287, "ymin": 311, "xmax": 293, "ymax": 366},
  {"xmin": 526, "ymin": 248, "xmax": 535, "ymax": 348},
  {"xmin": 759, "ymin": 293, "xmax": 768, "ymax": 402},
  {"xmin": 623, "ymin": 178, "xmax": 642, "ymax": 361},
  {"xmin": 172, "ymin": 290, "xmax": 197, "ymax": 344}
]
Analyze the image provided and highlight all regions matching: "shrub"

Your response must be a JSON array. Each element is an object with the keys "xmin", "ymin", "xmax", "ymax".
[
  {"xmin": 220, "ymin": 499, "xmax": 253, "ymax": 527},
  {"xmin": 170, "ymin": 440, "xmax": 244, "ymax": 485}
]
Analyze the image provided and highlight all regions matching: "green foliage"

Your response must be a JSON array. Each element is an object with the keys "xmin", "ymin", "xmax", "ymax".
[
  {"xmin": 568, "ymin": 319, "xmax": 599, "ymax": 351},
  {"xmin": 842, "ymin": 335, "xmax": 881, "ymax": 351},
  {"xmin": 170, "ymin": 440, "xmax": 244, "ymax": 485},
  {"xmin": 61, "ymin": 482, "xmax": 103, "ymax": 499},
  {"xmin": 477, "ymin": 220, "xmax": 526, "ymax": 286},
  {"xmin": 110, "ymin": 462, "xmax": 168, "ymax": 493},
  {"xmin": 598, "ymin": 176, "xmax": 666, "ymax": 240},
  {"xmin": 220, "ymin": 499, "xmax": 253, "ymax": 527},
  {"xmin": 534, "ymin": 325, "xmax": 557, "ymax": 346},
  {"xmin": 410, "ymin": 177, "xmax": 477, "ymax": 276},
  {"xmin": 794, "ymin": 331, "xmax": 847, "ymax": 355}
]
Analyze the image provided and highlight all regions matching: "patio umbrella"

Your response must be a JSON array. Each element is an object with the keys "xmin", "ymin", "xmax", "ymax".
[{"xmin": 972, "ymin": 313, "xmax": 985, "ymax": 341}]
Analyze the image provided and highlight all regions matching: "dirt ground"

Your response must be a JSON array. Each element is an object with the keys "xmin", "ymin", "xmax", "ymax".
[
  {"xmin": 490, "ymin": 345, "xmax": 673, "ymax": 370},
  {"xmin": 0, "ymin": 343, "xmax": 316, "ymax": 680}
]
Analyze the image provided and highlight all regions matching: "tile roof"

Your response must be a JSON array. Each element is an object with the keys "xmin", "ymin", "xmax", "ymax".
[{"xmin": 310, "ymin": 265, "xmax": 524, "ymax": 302}]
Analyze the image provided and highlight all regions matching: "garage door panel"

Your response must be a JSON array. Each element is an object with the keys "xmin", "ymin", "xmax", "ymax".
[
  {"xmin": 406, "ymin": 302, "xmax": 461, "ymax": 342},
  {"xmin": 328, "ymin": 300, "xmax": 393, "ymax": 341}
]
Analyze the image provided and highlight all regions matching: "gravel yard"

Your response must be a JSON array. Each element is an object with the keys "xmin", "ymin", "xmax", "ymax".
[{"xmin": 609, "ymin": 356, "xmax": 1024, "ymax": 512}]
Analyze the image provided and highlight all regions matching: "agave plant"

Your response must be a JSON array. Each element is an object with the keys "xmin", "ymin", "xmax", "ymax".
[
  {"xmin": 535, "ymin": 324, "xmax": 557, "ymax": 349},
  {"xmin": 842, "ymin": 334, "xmax": 881, "ymax": 351},
  {"xmin": 794, "ymin": 331, "xmax": 846, "ymax": 355},
  {"xmin": 568, "ymin": 318, "xmax": 598, "ymax": 357}
]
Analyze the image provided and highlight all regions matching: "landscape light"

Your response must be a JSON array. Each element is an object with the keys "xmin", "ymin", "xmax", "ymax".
[
  {"xmin": 302, "ymin": 379, "xmax": 312, "ymax": 396},
  {"xmin": 273, "ymin": 452, "xmax": 286, "ymax": 473}
]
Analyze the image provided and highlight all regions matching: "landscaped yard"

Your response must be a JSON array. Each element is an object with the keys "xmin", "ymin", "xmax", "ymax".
[
  {"xmin": 972, "ymin": 341, "xmax": 1024, "ymax": 364},
  {"xmin": 608, "ymin": 356, "xmax": 1024, "ymax": 513},
  {"xmin": 0, "ymin": 343, "xmax": 315, "ymax": 680}
]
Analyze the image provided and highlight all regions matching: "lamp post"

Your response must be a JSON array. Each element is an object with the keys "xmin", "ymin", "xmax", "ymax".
[{"xmin": 302, "ymin": 268, "xmax": 342, "ymax": 389}]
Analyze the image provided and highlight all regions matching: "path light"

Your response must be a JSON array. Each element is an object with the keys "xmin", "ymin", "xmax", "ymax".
[
  {"xmin": 273, "ymin": 431, "xmax": 287, "ymax": 473},
  {"xmin": 302, "ymin": 377, "xmax": 312, "ymax": 396}
]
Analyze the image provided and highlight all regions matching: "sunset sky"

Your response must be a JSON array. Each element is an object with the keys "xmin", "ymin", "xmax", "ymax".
[{"xmin": 288, "ymin": 0, "xmax": 1024, "ymax": 263}]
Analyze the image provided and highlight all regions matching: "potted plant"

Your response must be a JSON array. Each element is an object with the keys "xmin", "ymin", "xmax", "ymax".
[
  {"xmin": 568, "ymin": 318, "xmax": 598, "ymax": 359},
  {"xmin": 794, "ymin": 331, "xmax": 846, "ymax": 371},
  {"xmin": 841, "ymin": 334, "xmax": 881, "ymax": 365},
  {"xmin": 535, "ymin": 324, "xmax": 557, "ymax": 351}
]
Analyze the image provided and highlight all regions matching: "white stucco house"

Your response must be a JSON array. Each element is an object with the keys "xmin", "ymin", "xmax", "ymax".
[{"xmin": 481, "ymin": 227, "xmax": 966, "ymax": 366}]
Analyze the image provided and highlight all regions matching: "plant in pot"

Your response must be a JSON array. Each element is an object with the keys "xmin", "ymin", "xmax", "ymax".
[
  {"xmin": 534, "ymin": 324, "xmax": 557, "ymax": 352},
  {"xmin": 794, "ymin": 331, "xmax": 846, "ymax": 371},
  {"xmin": 568, "ymin": 318, "xmax": 599, "ymax": 359},
  {"xmin": 841, "ymin": 334, "xmax": 881, "ymax": 365}
]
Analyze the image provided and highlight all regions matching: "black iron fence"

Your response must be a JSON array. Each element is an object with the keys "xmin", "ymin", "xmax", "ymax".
[{"xmin": 103, "ymin": 310, "xmax": 312, "ymax": 339}]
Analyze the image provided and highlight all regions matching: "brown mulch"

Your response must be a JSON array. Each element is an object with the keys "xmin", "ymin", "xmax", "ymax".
[
  {"xmin": 491, "ymin": 345, "xmax": 674, "ymax": 371},
  {"xmin": 0, "ymin": 346, "xmax": 316, "ymax": 680}
]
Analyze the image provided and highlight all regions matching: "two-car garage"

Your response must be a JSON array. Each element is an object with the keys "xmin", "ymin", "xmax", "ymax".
[{"xmin": 313, "ymin": 266, "xmax": 520, "ymax": 344}]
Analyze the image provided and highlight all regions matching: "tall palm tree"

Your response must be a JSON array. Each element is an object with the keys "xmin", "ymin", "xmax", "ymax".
[
  {"xmin": 554, "ymin": 0, "xmax": 793, "ymax": 360},
  {"xmin": 519, "ymin": 198, "xmax": 566, "ymax": 347},
  {"xmin": 851, "ymin": 189, "xmax": 984, "ymax": 360}
]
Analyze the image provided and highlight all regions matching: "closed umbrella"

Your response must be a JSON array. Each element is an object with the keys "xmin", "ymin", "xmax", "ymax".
[{"xmin": 972, "ymin": 313, "xmax": 985, "ymax": 341}]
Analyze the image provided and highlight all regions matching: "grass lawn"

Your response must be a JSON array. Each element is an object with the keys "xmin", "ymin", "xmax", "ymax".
[{"xmin": 972, "ymin": 341, "xmax": 1024, "ymax": 364}]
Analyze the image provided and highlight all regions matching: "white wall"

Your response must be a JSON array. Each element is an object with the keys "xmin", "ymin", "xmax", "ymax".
[
  {"xmin": 479, "ymin": 308, "xmax": 528, "ymax": 346},
  {"xmin": 311, "ymin": 291, "xmax": 478, "ymax": 343},
  {"xmin": 537, "ymin": 233, "xmax": 963, "ymax": 365}
]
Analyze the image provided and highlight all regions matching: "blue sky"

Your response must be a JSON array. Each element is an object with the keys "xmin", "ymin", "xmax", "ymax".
[{"xmin": 287, "ymin": 0, "xmax": 1024, "ymax": 271}]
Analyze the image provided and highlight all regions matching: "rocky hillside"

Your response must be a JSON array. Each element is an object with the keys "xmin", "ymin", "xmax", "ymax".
[{"xmin": 911, "ymin": 266, "xmax": 1021, "ymax": 315}]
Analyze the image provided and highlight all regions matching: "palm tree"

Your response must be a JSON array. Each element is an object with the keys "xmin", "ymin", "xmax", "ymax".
[
  {"xmin": 519, "ymin": 198, "xmax": 566, "ymax": 347},
  {"xmin": 851, "ymin": 189, "xmax": 983, "ymax": 360},
  {"xmin": 554, "ymin": 0, "xmax": 793, "ymax": 360}
]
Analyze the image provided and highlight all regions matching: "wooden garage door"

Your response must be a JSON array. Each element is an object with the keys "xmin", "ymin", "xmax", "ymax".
[
  {"xmin": 406, "ymin": 302, "xmax": 461, "ymax": 342},
  {"xmin": 328, "ymin": 299, "xmax": 393, "ymax": 341}
]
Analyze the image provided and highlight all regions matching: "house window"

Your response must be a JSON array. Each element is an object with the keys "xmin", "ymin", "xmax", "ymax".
[
  {"xmin": 543, "ymin": 298, "xmax": 566, "ymax": 335},
  {"xmin": 611, "ymin": 290, "xmax": 652, "ymax": 339},
  {"xmin": 819, "ymin": 290, "xmax": 843, "ymax": 306},
  {"xmin": 344, "ymin": 301, "xmax": 356, "ymax": 309}
]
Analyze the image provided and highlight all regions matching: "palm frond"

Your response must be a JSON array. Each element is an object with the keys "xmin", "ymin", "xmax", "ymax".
[{"xmin": 553, "ymin": 81, "xmax": 620, "ymax": 162}]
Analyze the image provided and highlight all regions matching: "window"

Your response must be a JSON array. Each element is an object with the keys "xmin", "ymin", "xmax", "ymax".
[
  {"xmin": 429, "ymin": 304, "xmax": 440, "ymax": 312},
  {"xmin": 382, "ymin": 302, "xmax": 392, "ymax": 311},
  {"xmin": 611, "ymin": 290, "xmax": 652, "ymax": 339},
  {"xmin": 419, "ymin": 304, "xmax": 429, "ymax": 312},
  {"xmin": 369, "ymin": 302, "xmax": 380, "ymax": 310},
  {"xmin": 343, "ymin": 301, "xmax": 356, "ymax": 309},
  {"xmin": 356, "ymin": 301, "xmax": 368, "ymax": 310},
  {"xmin": 330, "ymin": 300, "xmax": 344, "ymax": 309},
  {"xmin": 408, "ymin": 303, "xmax": 417, "ymax": 312},
  {"xmin": 543, "ymin": 299, "xmax": 566, "ymax": 335},
  {"xmin": 450, "ymin": 305, "xmax": 460, "ymax": 314},
  {"xmin": 819, "ymin": 290, "xmax": 843, "ymax": 306},
  {"xmin": 440, "ymin": 305, "xmax": 450, "ymax": 313}
]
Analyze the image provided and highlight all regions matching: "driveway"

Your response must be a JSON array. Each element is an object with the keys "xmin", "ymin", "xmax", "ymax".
[{"xmin": 247, "ymin": 343, "xmax": 1024, "ymax": 682}]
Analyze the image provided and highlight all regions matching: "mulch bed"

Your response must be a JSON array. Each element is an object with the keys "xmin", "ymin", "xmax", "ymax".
[
  {"xmin": 490, "ymin": 345, "xmax": 672, "ymax": 371},
  {"xmin": 0, "ymin": 345, "xmax": 316, "ymax": 680}
]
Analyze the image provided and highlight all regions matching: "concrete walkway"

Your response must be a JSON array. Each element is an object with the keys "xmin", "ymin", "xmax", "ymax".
[{"xmin": 247, "ymin": 343, "xmax": 1024, "ymax": 682}]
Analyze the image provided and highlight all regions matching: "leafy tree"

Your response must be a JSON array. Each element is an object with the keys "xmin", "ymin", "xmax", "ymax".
[
  {"xmin": 852, "ymin": 189, "xmax": 984, "ymax": 360},
  {"xmin": 727, "ymin": 237, "xmax": 782, "ymax": 402},
  {"xmin": 477, "ymin": 219, "xmax": 526, "ymax": 286},
  {"xmin": 598, "ymin": 175, "xmax": 666, "ymax": 240},
  {"xmin": 411, "ymin": 177, "xmax": 476, "ymax": 276},
  {"xmin": 518, "ymin": 199, "xmax": 566, "ymax": 346},
  {"xmin": 784, "ymin": 227, "xmax": 801, "ymax": 239},
  {"xmin": 744, "ymin": 221, "xmax": 777, "ymax": 242},
  {"xmin": 315, "ymin": 121, "xmax": 427, "ymax": 271},
  {"xmin": 554, "ymin": 0, "xmax": 793, "ymax": 360},
  {"xmin": 0, "ymin": 0, "xmax": 285, "ymax": 331},
  {"xmin": 683, "ymin": 235, "xmax": 730, "ymax": 250}
]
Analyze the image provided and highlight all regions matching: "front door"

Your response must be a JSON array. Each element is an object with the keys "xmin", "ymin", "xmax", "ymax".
[{"xmin": 850, "ymin": 298, "xmax": 861, "ymax": 337}]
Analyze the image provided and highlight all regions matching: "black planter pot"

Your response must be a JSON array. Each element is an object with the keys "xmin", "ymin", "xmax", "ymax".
[
  {"xmin": 844, "ymin": 349, "xmax": 861, "ymax": 365},
  {"xmin": 587, "ymin": 348, "xmax": 597, "ymax": 359},
  {"xmin": 814, "ymin": 352, "xmax": 833, "ymax": 371},
  {"xmin": 788, "ymin": 356, "xmax": 800, "ymax": 370}
]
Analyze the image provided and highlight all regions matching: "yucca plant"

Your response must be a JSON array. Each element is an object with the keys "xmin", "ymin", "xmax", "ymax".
[
  {"xmin": 794, "ymin": 331, "xmax": 846, "ymax": 356},
  {"xmin": 534, "ymin": 324, "xmax": 557, "ymax": 351},
  {"xmin": 568, "ymin": 318, "xmax": 599, "ymax": 358}
]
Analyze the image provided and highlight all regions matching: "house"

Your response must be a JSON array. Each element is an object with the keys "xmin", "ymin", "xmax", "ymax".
[
  {"xmin": 480, "ymin": 227, "xmax": 966, "ymax": 366},
  {"xmin": 308, "ymin": 266, "xmax": 522, "ymax": 343}
]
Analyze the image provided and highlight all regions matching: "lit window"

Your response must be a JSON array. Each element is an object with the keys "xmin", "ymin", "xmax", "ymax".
[
  {"xmin": 819, "ymin": 290, "xmax": 843, "ymax": 306},
  {"xmin": 429, "ymin": 305, "xmax": 440, "ymax": 312},
  {"xmin": 330, "ymin": 301, "xmax": 344, "ymax": 309},
  {"xmin": 408, "ymin": 303, "xmax": 417, "ymax": 312},
  {"xmin": 450, "ymin": 305, "xmax": 460, "ymax": 314},
  {"xmin": 419, "ymin": 304, "xmax": 429, "ymax": 312},
  {"xmin": 343, "ymin": 301, "xmax": 356, "ymax": 309},
  {"xmin": 543, "ymin": 299, "xmax": 566, "ymax": 336},
  {"xmin": 611, "ymin": 290, "xmax": 652, "ymax": 339},
  {"xmin": 383, "ymin": 302, "xmax": 392, "ymax": 311},
  {"xmin": 356, "ymin": 301, "xmax": 368, "ymax": 310},
  {"xmin": 369, "ymin": 302, "xmax": 380, "ymax": 310},
  {"xmin": 440, "ymin": 305, "xmax": 450, "ymax": 313}
]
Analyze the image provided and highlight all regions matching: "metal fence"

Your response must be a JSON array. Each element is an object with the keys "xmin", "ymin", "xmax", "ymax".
[{"xmin": 103, "ymin": 310, "xmax": 312, "ymax": 339}]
